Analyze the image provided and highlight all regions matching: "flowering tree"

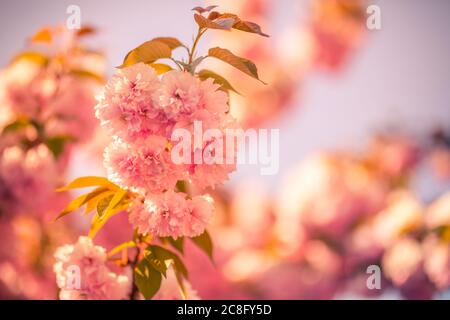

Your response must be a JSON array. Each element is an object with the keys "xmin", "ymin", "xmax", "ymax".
[
  {"xmin": 53, "ymin": 6, "xmax": 268, "ymax": 300},
  {"xmin": 198, "ymin": 134, "xmax": 449, "ymax": 299},
  {"xmin": 0, "ymin": 26, "xmax": 104, "ymax": 299}
]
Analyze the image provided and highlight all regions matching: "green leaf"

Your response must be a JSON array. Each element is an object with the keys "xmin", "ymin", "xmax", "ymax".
[
  {"xmin": 69, "ymin": 69, "xmax": 104, "ymax": 83},
  {"xmin": 118, "ymin": 40, "xmax": 172, "ymax": 68},
  {"xmin": 144, "ymin": 251, "xmax": 168, "ymax": 277},
  {"xmin": 191, "ymin": 231, "xmax": 214, "ymax": 261},
  {"xmin": 54, "ymin": 187, "xmax": 109, "ymax": 221},
  {"xmin": 197, "ymin": 69, "xmax": 239, "ymax": 94},
  {"xmin": 11, "ymin": 51, "xmax": 48, "ymax": 66},
  {"xmin": 45, "ymin": 135, "xmax": 74, "ymax": 159},
  {"xmin": 161, "ymin": 236, "xmax": 184, "ymax": 254},
  {"xmin": 208, "ymin": 47, "xmax": 266, "ymax": 84},
  {"xmin": 151, "ymin": 37, "xmax": 183, "ymax": 50},
  {"xmin": 148, "ymin": 245, "xmax": 188, "ymax": 279},
  {"xmin": 56, "ymin": 176, "xmax": 119, "ymax": 192},
  {"xmin": 1, "ymin": 118, "xmax": 30, "ymax": 134},
  {"xmin": 134, "ymin": 258, "xmax": 162, "ymax": 300}
]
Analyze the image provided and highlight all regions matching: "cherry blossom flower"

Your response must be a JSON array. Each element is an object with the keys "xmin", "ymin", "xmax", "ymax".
[
  {"xmin": 53, "ymin": 236, "xmax": 131, "ymax": 300},
  {"xmin": 158, "ymin": 71, "xmax": 228, "ymax": 121},
  {"xmin": 0, "ymin": 144, "xmax": 62, "ymax": 217},
  {"xmin": 104, "ymin": 136, "xmax": 181, "ymax": 194},
  {"xmin": 129, "ymin": 191, "xmax": 214, "ymax": 238},
  {"xmin": 95, "ymin": 63, "xmax": 166, "ymax": 142}
]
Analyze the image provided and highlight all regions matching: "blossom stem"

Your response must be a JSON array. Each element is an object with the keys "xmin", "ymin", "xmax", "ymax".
[
  {"xmin": 188, "ymin": 27, "xmax": 206, "ymax": 65},
  {"xmin": 129, "ymin": 245, "xmax": 141, "ymax": 300}
]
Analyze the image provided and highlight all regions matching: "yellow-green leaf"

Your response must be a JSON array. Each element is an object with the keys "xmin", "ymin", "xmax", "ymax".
[
  {"xmin": 118, "ymin": 40, "xmax": 172, "ymax": 68},
  {"xmin": 96, "ymin": 194, "xmax": 114, "ymax": 218},
  {"xmin": 11, "ymin": 52, "xmax": 49, "ymax": 66},
  {"xmin": 197, "ymin": 69, "xmax": 239, "ymax": 94},
  {"xmin": 69, "ymin": 69, "xmax": 104, "ymax": 83},
  {"xmin": 107, "ymin": 241, "xmax": 136, "ymax": 258},
  {"xmin": 100, "ymin": 189, "xmax": 127, "ymax": 221},
  {"xmin": 84, "ymin": 190, "xmax": 114, "ymax": 215},
  {"xmin": 148, "ymin": 63, "xmax": 173, "ymax": 75},
  {"xmin": 208, "ymin": 47, "xmax": 266, "ymax": 84},
  {"xmin": 55, "ymin": 187, "xmax": 109, "ymax": 221},
  {"xmin": 1, "ymin": 118, "xmax": 30, "ymax": 134},
  {"xmin": 89, "ymin": 202, "xmax": 129, "ymax": 238},
  {"xmin": 56, "ymin": 176, "xmax": 119, "ymax": 192}
]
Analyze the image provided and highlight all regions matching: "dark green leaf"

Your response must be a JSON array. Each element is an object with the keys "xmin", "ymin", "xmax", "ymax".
[
  {"xmin": 161, "ymin": 236, "xmax": 184, "ymax": 254},
  {"xmin": 148, "ymin": 245, "xmax": 188, "ymax": 279},
  {"xmin": 191, "ymin": 231, "xmax": 214, "ymax": 261},
  {"xmin": 144, "ymin": 251, "xmax": 168, "ymax": 277},
  {"xmin": 45, "ymin": 135, "xmax": 74, "ymax": 158},
  {"xmin": 134, "ymin": 258, "xmax": 162, "ymax": 300}
]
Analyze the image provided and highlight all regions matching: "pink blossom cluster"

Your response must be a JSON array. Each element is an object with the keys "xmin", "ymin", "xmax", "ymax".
[
  {"xmin": 0, "ymin": 27, "xmax": 105, "ymax": 299},
  {"xmin": 129, "ymin": 191, "xmax": 214, "ymax": 238},
  {"xmin": 191, "ymin": 135, "xmax": 449, "ymax": 300},
  {"xmin": 96, "ymin": 63, "xmax": 237, "ymax": 238},
  {"xmin": 53, "ymin": 236, "xmax": 131, "ymax": 300},
  {"xmin": 0, "ymin": 144, "xmax": 67, "ymax": 218},
  {"xmin": 0, "ymin": 59, "xmax": 100, "ymax": 144}
]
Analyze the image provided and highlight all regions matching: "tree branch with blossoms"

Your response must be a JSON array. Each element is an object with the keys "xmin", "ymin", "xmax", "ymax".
[{"xmin": 53, "ymin": 6, "xmax": 268, "ymax": 300}]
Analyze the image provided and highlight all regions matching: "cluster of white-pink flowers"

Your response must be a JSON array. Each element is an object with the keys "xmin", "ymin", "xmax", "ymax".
[
  {"xmin": 53, "ymin": 236, "xmax": 131, "ymax": 300},
  {"xmin": 0, "ymin": 56, "xmax": 101, "ymax": 219},
  {"xmin": 96, "ymin": 63, "xmax": 237, "ymax": 238}
]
